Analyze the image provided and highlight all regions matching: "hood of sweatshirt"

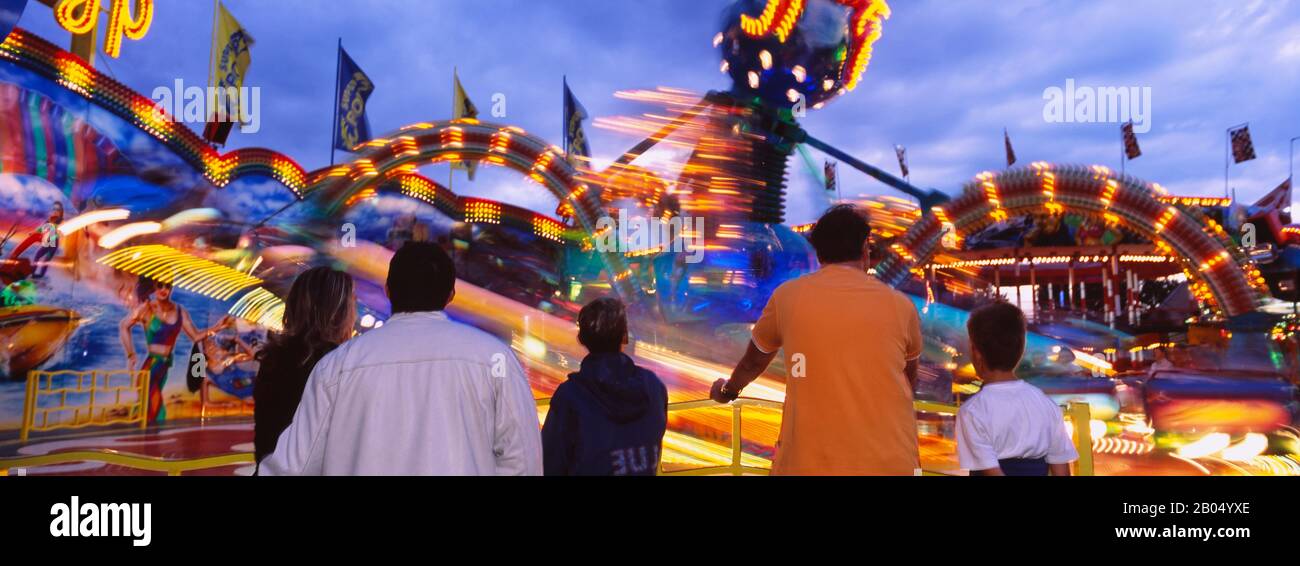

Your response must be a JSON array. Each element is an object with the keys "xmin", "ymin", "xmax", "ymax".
[{"xmin": 567, "ymin": 352, "xmax": 655, "ymax": 424}]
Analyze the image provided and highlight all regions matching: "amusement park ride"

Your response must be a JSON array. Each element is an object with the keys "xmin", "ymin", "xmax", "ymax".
[{"xmin": 0, "ymin": 0, "xmax": 1297, "ymax": 476}]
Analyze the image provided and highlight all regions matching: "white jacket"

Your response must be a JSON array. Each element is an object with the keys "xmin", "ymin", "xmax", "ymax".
[{"xmin": 261, "ymin": 311, "xmax": 542, "ymax": 475}]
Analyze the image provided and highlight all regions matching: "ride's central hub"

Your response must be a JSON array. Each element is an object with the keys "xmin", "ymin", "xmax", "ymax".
[
  {"xmin": 718, "ymin": 0, "xmax": 892, "ymax": 112},
  {"xmin": 674, "ymin": 99, "xmax": 794, "ymax": 226}
]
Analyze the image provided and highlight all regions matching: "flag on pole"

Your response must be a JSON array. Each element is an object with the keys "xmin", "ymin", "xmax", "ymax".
[
  {"xmin": 824, "ymin": 160, "xmax": 838, "ymax": 193},
  {"xmin": 333, "ymin": 46, "xmax": 374, "ymax": 152},
  {"xmin": 1122, "ymin": 121, "xmax": 1141, "ymax": 160},
  {"xmin": 563, "ymin": 78, "xmax": 591, "ymax": 169},
  {"xmin": 894, "ymin": 145, "xmax": 909, "ymax": 178},
  {"xmin": 1230, "ymin": 124, "xmax": 1256, "ymax": 164},
  {"xmin": 1004, "ymin": 129, "xmax": 1016, "ymax": 167},
  {"xmin": 451, "ymin": 70, "xmax": 479, "ymax": 180},
  {"xmin": 204, "ymin": 1, "xmax": 253, "ymax": 145}
]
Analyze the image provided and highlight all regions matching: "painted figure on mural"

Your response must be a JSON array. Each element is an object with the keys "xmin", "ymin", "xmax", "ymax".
[
  {"xmin": 1074, "ymin": 217, "xmax": 1107, "ymax": 247},
  {"xmin": 30, "ymin": 203, "xmax": 63, "ymax": 279},
  {"xmin": 118, "ymin": 276, "xmax": 233, "ymax": 422},
  {"xmin": 1025, "ymin": 212, "xmax": 1072, "ymax": 247},
  {"xmin": 191, "ymin": 329, "xmax": 260, "ymax": 398}
]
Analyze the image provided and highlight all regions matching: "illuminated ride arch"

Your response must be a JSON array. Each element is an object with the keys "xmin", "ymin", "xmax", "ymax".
[
  {"xmin": 331, "ymin": 168, "xmax": 580, "ymax": 245},
  {"xmin": 300, "ymin": 120, "xmax": 635, "ymax": 299},
  {"xmin": 0, "ymin": 28, "xmax": 310, "ymax": 194},
  {"xmin": 874, "ymin": 163, "xmax": 1267, "ymax": 317},
  {"xmin": 1, "ymin": 27, "xmax": 636, "ymax": 298}
]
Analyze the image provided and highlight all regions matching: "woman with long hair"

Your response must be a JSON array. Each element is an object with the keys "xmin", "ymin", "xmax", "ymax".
[
  {"xmin": 254, "ymin": 266, "xmax": 356, "ymax": 466},
  {"xmin": 119, "ymin": 277, "xmax": 233, "ymax": 422}
]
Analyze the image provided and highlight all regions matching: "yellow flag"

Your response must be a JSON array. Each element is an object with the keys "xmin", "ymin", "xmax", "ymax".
[
  {"xmin": 206, "ymin": 1, "xmax": 253, "ymax": 142},
  {"xmin": 451, "ymin": 70, "xmax": 478, "ymax": 181}
]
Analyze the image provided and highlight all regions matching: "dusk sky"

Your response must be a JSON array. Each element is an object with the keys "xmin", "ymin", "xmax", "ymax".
[{"xmin": 16, "ymin": 0, "xmax": 1300, "ymax": 223}]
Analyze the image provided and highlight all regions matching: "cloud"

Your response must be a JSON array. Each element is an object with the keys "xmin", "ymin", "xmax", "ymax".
[{"xmin": 0, "ymin": 174, "xmax": 69, "ymax": 219}]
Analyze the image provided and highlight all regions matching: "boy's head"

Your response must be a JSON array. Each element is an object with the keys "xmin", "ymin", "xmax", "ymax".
[
  {"xmin": 386, "ymin": 241, "xmax": 456, "ymax": 313},
  {"xmin": 577, "ymin": 297, "xmax": 628, "ymax": 354},
  {"xmin": 966, "ymin": 300, "xmax": 1026, "ymax": 375},
  {"xmin": 810, "ymin": 204, "xmax": 871, "ymax": 265}
]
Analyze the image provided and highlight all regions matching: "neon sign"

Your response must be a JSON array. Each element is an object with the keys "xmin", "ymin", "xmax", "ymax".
[{"xmin": 54, "ymin": 0, "xmax": 153, "ymax": 59}]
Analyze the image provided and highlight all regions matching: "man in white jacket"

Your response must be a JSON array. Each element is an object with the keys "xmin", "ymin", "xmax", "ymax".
[{"xmin": 261, "ymin": 242, "xmax": 542, "ymax": 475}]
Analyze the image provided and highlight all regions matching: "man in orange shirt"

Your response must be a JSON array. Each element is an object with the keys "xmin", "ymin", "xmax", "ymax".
[{"xmin": 711, "ymin": 204, "xmax": 921, "ymax": 475}]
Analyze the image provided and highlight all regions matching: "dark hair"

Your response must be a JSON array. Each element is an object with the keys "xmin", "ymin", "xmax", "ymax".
[
  {"xmin": 135, "ymin": 277, "xmax": 171, "ymax": 303},
  {"xmin": 265, "ymin": 266, "xmax": 355, "ymax": 365},
  {"xmin": 387, "ymin": 241, "xmax": 456, "ymax": 313},
  {"xmin": 577, "ymin": 297, "xmax": 628, "ymax": 354},
  {"xmin": 967, "ymin": 300, "xmax": 1027, "ymax": 372},
  {"xmin": 135, "ymin": 277, "xmax": 157, "ymax": 303},
  {"xmin": 810, "ymin": 204, "xmax": 871, "ymax": 264}
]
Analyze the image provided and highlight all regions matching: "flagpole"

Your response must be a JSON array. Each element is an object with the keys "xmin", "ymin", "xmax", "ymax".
[
  {"xmin": 1225, "ymin": 122, "xmax": 1246, "ymax": 198},
  {"xmin": 330, "ymin": 38, "xmax": 342, "ymax": 167},
  {"xmin": 1120, "ymin": 123, "xmax": 1126, "ymax": 177},
  {"xmin": 1224, "ymin": 126, "xmax": 1230, "ymax": 198},
  {"xmin": 449, "ymin": 67, "xmax": 455, "ymax": 193},
  {"xmin": 208, "ymin": 0, "xmax": 218, "ymax": 126},
  {"xmin": 562, "ymin": 75, "xmax": 569, "ymax": 164},
  {"xmin": 1290, "ymin": 136, "xmax": 1298, "ymax": 183}
]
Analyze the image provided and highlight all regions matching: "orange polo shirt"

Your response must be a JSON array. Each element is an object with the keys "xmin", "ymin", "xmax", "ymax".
[{"xmin": 751, "ymin": 264, "xmax": 921, "ymax": 475}]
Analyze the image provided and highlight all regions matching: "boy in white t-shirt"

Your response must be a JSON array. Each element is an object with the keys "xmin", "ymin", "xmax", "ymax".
[{"xmin": 957, "ymin": 301, "xmax": 1078, "ymax": 476}]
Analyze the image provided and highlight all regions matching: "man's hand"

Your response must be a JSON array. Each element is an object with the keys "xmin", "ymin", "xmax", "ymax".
[
  {"xmin": 710, "ymin": 379, "xmax": 739, "ymax": 403},
  {"xmin": 716, "ymin": 341, "xmax": 777, "ymax": 404}
]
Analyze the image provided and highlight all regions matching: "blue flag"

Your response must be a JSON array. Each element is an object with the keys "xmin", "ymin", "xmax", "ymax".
[
  {"xmin": 334, "ymin": 46, "xmax": 374, "ymax": 152},
  {"xmin": 563, "ymin": 78, "xmax": 591, "ymax": 168}
]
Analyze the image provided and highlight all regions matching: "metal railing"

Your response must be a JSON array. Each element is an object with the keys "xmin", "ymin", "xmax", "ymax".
[
  {"xmin": 539, "ymin": 396, "xmax": 1095, "ymax": 476},
  {"xmin": 1067, "ymin": 401, "xmax": 1095, "ymax": 476},
  {"xmin": 657, "ymin": 398, "xmax": 784, "ymax": 476},
  {"xmin": 2, "ymin": 393, "xmax": 1093, "ymax": 477},
  {"xmin": 21, "ymin": 370, "xmax": 150, "ymax": 442},
  {"xmin": 0, "ymin": 450, "xmax": 253, "ymax": 476}
]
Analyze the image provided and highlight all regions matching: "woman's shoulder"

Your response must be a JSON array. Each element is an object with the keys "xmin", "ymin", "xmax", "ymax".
[
  {"xmin": 310, "ymin": 341, "xmax": 341, "ymax": 366},
  {"xmin": 258, "ymin": 337, "xmax": 306, "ymax": 367}
]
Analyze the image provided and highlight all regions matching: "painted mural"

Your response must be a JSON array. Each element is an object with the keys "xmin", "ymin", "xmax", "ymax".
[{"xmin": 0, "ymin": 51, "xmax": 573, "ymax": 430}]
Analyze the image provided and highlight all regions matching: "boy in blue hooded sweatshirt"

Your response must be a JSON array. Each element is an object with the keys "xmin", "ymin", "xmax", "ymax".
[{"xmin": 543, "ymin": 298, "xmax": 668, "ymax": 476}]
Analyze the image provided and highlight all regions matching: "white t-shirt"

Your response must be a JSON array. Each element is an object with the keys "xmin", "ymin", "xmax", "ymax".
[
  {"xmin": 38, "ymin": 223, "xmax": 59, "ymax": 248},
  {"xmin": 956, "ymin": 380, "xmax": 1078, "ymax": 472}
]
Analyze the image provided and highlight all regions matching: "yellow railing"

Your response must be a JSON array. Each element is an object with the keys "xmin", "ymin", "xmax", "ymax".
[
  {"xmin": 1067, "ymin": 401, "xmax": 1094, "ymax": 476},
  {"xmin": 2, "ymin": 393, "xmax": 1093, "ymax": 477},
  {"xmin": 21, "ymin": 370, "xmax": 150, "ymax": 443},
  {"xmin": 539, "ymin": 397, "xmax": 1095, "ymax": 476},
  {"xmin": 659, "ymin": 398, "xmax": 784, "ymax": 476},
  {"xmin": 0, "ymin": 450, "xmax": 254, "ymax": 476}
]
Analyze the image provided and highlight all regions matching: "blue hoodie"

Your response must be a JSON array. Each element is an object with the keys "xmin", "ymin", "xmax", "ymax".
[{"xmin": 542, "ymin": 352, "xmax": 668, "ymax": 476}]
